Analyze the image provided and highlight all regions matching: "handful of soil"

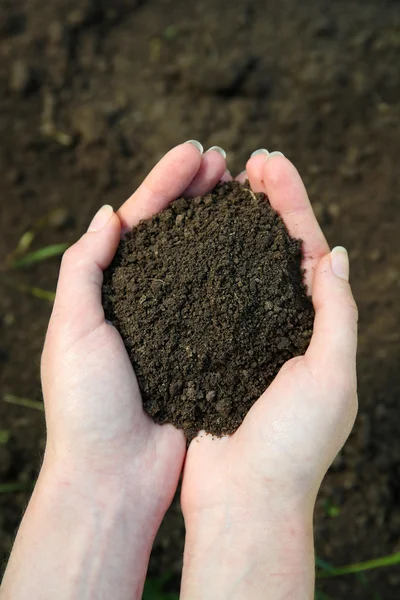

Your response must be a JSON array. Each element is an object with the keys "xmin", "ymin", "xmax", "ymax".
[{"xmin": 103, "ymin": 181, "xmax": 314, "ymax": 440}]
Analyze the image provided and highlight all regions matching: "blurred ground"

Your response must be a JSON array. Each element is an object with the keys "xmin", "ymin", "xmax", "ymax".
[{"xmin": 0, "ymin": 0, "xmax": 399, "ymax": 597}]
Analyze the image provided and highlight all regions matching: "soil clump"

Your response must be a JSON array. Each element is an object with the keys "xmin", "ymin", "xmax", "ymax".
[{"xmin": 103, "ymin": 181, "xmax": 314, "ymax": 440}]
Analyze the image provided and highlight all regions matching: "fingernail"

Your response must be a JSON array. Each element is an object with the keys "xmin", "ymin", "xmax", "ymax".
[
  {"xmin": 251, "ymin": 148, "xmax": 269, "ymax": 157},
  {"xmin": 331, "ymin": 246, "xmax": 349, "ymax": 281},
  {"xmin": 88, "ymin": 205, "xmax": 114, "ymax": 232},
  {"xmin": 185, "ymin": 140, "xmax": 204, "ymax": 154},
  {"xmin": 239, "ymin": 170, "xmax": 247, "ymax": 177},
  {"xmin": 268, "ymin": 151, "xmax": 285, "ymax": 158},
  {"xmin": 206, "ymin": 146, "xmax": 227, "ymax": 159}
]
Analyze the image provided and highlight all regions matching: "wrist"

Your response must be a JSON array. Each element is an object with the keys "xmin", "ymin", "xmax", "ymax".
[
  {"xmin": 181, "ymin": 503, "xmax": 315, "ymax": 600},
  {"xmin": 39, "ymin": 448, "xmax": 166, "ymax": 529},
  {"xmin": 1, "ymin": 456, "xmax": 162, "ymax": 600}
]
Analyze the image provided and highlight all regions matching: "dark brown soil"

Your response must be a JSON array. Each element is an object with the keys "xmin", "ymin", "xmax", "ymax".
[
  {"xmin": 1, "ymin": 0, "xmax": 399, "ymax": 598},
  {"xmin": 103, "ymin": 181, "xmax": 314, "ymax": 439}
]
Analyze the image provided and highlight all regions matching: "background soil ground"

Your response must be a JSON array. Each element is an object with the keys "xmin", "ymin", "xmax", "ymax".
[{"xmin": 0, "ymin": 0, "xmax": 399, "ymax": 598}]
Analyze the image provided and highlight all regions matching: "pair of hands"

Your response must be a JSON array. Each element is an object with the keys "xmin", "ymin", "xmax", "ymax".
[{"xmin": 1, "ymin": 142, "xmax": 358, "ymax": 600}]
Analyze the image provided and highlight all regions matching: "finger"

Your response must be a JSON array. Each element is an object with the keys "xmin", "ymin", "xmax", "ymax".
[
  {"xmin": 306, "ymin": 247, "xmax": 358, "ymax": 384},
  {"xmin": 49, "ymin": 205, "xmax": 121, "ymax": 343},
  {"xmin": 235, "ymin": 170, "xmax": 248, "ymax": 183},
  {"xmin": 183, "ymin": 147, "xmax": 227, "ymax": 197},
  {"xmin": 246, "ymin": 152, "xmax": 329, "ymax": 291},
  {"xmin": 117, "ymin": 141, "xmax": 203, "ymax": 231},
  {"xmin": 246, "ymin": 150, "xmax": 270, "ymax": 191}
]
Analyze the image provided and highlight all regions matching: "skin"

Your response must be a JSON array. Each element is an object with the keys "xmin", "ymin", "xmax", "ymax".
[
  {"xmin": 181, "ymin": 154, "xmax": 358, "ymax": 599},
  {"xmin": 0, "ymin": 144, "xmax": 358, "ymax": 600}
]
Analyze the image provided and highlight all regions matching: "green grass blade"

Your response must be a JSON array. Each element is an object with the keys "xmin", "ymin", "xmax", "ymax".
[
  {"xmin": 315, "ymin": 557, "xmax": 334, "ymax": 572},
  {"xmin": 315, "ymin": 591, "xmax": 332, "ymax": 600},
  {"xmin": 15, "ymin": 230, "xmax": 36, "ymax": 255},
  {"xmin": 29, "ymin": 286, "xmax": 56, "ymax": 301},
  {"xmin": 0, "ymin": 482, "xmax": 34, "ymax": 494},
  {"xmin": 0, "ymin": 276, "xmax": 56, "ymax": 302},
  {"xmin": 0, "ymin": 430, "xmax": 11, "ymax": 444},
  {"xmin": 4, "ymin": 393, "xmax": 45, "ymax": 411},
  {"xmin": 317, "ymin": 552, "xmax": 400, "ymax": 579},
  {"xmin": 12, "ymin": 243, "xmax": 69, "ymax": 268},
  {"xmin": 5, "ymin": 230, "xmax": 36, "ymax": 266}
]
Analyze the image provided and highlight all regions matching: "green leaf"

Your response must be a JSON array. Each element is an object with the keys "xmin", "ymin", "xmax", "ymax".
[
  {"xmin": 316, "ymin": 551, "xmax": 400, "ymax": 579},
  {"xmin": 164, "ymin": 25, "xmax": 179, "ymax": 40},
  {"xmin": 15, "ymin": 230, "xmax": 36, "ymax": 255},
  {"xmin": 0, "ymin": 482, "xmax": 34, "ymax": 494},
  {"xmin": 323, "ymin": 499, "xmax": 341, "ymax": 518},
  {"xmin": 4, "ymin": 393, "xmax": 45, "ymax": 411},
  {"xmin": 315, "ymin": 557, "xmax": 334, "ymax": 572},
  {"xmin": 315, "ymin": 591, "xmax": 332, "ymax": 600},
  {"xmin": 12, "ymin": 243, "xmax": 69, "ymax": 268},
  {"xmin": 0, "ymin": 430, "xmax": 10, "ymax": 444},
  {"xmin": 30, "ymin": 287, "xmax": 56, "ymax": 301},
  {"xmin": 0, "ymin": 276, "xmax": 56, "ymax": 302}
]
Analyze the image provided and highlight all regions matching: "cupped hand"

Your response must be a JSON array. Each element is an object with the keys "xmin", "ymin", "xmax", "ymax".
[
  {"xmin": 40, "ymin": 141, "xmax": 227, "ymax": 519},
  {"xmin": 181, "ymin": 152, "xmax": 358, "ymax": 520}
]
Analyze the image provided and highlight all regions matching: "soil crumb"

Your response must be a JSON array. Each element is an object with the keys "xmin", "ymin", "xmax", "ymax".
[{"xmin": 103, "ymin": 181, "xmax": 314, "ymax": 440}]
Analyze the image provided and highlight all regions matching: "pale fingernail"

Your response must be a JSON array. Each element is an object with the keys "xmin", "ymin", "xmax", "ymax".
[
  {"xmin": 268, "ymin": 151, "xmax": 285, "ymax": 158},
  {"xmin": 206, "ymin": 146, "xmax": 227, "ymax": 159},
  {"xmin": 251, "ymin": 148, "xmax": 269, "ymax": 157},
  {"xmin": 88, "ymin": 205, "xmax": 114, "ymax": 232},
  {"xmin": 331, "ymin": 246, "xmax": 349, "ymax": 281},
  {"xmin": 185, "ymin": 140, "xmax": 204, "ymax": 154}
]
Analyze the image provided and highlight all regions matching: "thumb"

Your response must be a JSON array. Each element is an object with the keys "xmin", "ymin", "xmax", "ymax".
[
  {"xmin": 305, "ymin": 247, "xmax": 358, "ymax": 391},
  {"xmin": 48, "ymin": 205, "xmax": 121, "ymax": 344}
]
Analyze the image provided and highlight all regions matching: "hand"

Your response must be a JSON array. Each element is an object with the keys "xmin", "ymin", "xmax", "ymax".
[
  {"xmin": 1, "ymin": 142, "xmax": 227, "ymax": 600},
  {"xmin": 41, "ymin": 142, "xmax": 226, "ymax": 509},
  {"xmin": 180, "ymin": 152, "xmax": 358, "ymax": 599}
]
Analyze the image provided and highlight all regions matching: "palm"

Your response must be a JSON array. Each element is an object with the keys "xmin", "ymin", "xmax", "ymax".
[
  {"xmin": 181, "ymin": 153, "xmax": 335, "ymax": 514},
  {"xmin": 44, "ymin": 312, "xmax": 184, "ymax": 475},
  {"xmin": 42, "ymin": 143, "xmax": 228, "ymax": 516}
]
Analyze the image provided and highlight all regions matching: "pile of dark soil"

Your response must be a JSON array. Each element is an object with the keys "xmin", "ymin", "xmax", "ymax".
[{"xmin": 103, "ymin": 181, "xmax": 314, "ymax": 439}]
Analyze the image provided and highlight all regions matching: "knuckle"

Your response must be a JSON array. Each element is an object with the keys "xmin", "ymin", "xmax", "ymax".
[
  {"xmin": 61, "ymin": 243, "xmax": 77, "ymax": 264},
  {"xmin": 61, "ymin": 239, "xmax": 84, "ymax": 269},
  {"xmin": 279, "ymin": 356, "xmax": 303, "ymax": 376}
]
